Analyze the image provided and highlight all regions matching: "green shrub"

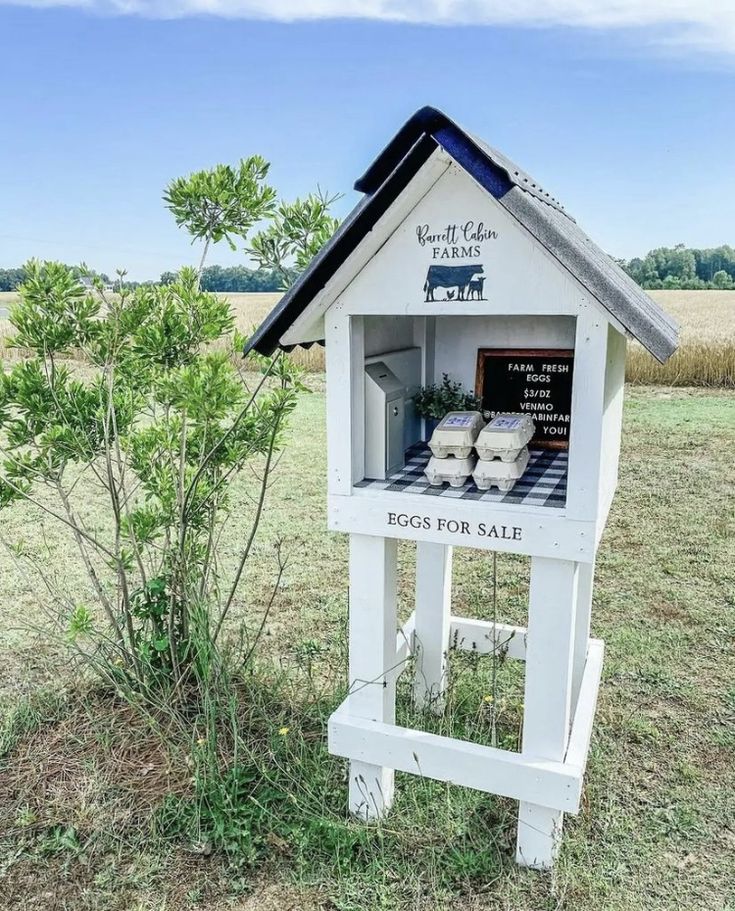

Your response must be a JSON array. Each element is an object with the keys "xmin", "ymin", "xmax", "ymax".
[{"xmin": 0, "ymin": 261, "xmax": 304, "ymax": 697}]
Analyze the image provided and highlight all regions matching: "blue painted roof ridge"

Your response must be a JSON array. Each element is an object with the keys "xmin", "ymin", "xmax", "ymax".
[{"xmin": 356, "ymin": 106, "xmax": 571, "ymax": 217}]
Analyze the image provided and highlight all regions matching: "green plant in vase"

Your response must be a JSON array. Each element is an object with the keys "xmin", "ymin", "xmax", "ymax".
[{"xmin": 414, "ymin": 373, "xmax": 482, "ymax": 434}]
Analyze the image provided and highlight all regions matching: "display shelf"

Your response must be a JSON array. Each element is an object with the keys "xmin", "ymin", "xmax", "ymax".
[{"xmin": 355, "ymin": 443, "xmax": 567, "ymax": 508}]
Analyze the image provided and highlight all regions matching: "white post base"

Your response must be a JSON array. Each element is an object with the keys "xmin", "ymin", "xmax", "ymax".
[
  {"xmin": 333, "ymin": 546, "xmax": 603, "ymax": 866},
  {"xmin": 515, "ymin": 556, "xmax": 578, "ymax": 869},
  {"xmin": 329, "ymin": 613, "xmax": 605, "ymax": 858},
  {"xmin": 516, "ymin": 802, "xmax": 563, "ymax": 870},
  {"xmin": 572, "ymin": 559, "xmax": 595, "ymax": 712},
  {"xmin": 349, "ymin": 759, "xmax": 396, "ymax": 821}
]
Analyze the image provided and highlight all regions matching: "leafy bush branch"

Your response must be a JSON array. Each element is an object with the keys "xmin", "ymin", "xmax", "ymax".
[
  {"xmin": 163, "ymin": 158, "xmax": 340, "ymax": 289},
  {"xmin": 0, "ymin": 262, "xmax": 306, "ymax": 697}
]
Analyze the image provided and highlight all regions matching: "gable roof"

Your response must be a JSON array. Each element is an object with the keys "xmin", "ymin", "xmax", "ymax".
[{"xmin": 245, "ymin": 106, "xmax": 678, "ymax": 363}]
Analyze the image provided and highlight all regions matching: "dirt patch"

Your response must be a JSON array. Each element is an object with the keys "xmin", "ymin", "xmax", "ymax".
[
  {"xmin": 648, "ymin": 600, "xmax": 690, "ymax": 623},
  {"xmin": 0, "ymin": 691, "xmax": 188, "ymax": 839}
]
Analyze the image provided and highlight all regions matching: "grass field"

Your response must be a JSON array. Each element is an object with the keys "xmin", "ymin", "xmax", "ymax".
[
  {"xmin": 1, "ymin": 382, "xmax": 734, "ymax": 910},
  {"xmin": 2, "ymin": 289, "xmax": 735, "ymax": 383}
]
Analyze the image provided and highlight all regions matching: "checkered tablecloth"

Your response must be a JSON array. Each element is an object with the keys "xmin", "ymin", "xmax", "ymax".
[{"xmin": 355, "ymin": 443, "xmax": 567, "ymax": 508}]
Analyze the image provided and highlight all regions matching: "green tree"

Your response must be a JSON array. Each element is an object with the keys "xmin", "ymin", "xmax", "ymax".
[
  {"xmin": 712, "ymin": 269, "xmax": 733, "ymax": 289},
  {"xmin": 644, "ymin": 245, "xmax": 696, "ymax": 283},
  {"xmin": 164, "ymin": 157, "xmax": 278, "ymax": 279},
  {"xmin": 249, "ymin": 191, "xmax": 341, "ymax": 289},
  {"xmin": 620, "ymin": 245, "xmax": 735, "ymax": 289},
  {"xmin": 0, "ymin": 267, "xmax": 27, "ymax": 291},
  {"xmin": 199, "ymin": 265, "xmax": 282, "ymax": 292},
  {"xmin": 0, "ymin": 260, "xmax": 304, "ymax": 696}
]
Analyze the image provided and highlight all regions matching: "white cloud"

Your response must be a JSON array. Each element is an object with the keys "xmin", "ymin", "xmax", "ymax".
[{"xmin": 6, "ymin": 0, "xmax": 735, "ymax": 54}]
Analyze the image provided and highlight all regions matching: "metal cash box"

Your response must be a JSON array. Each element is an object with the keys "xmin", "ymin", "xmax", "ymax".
[{"xmin": 365, "ymin": 362, "xmax": 406, "ymax": 480}]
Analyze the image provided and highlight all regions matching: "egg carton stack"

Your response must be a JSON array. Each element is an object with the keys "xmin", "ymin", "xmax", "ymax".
[
  {"xmin": 473, "ymin": 413, "xmax": 535, "ymax": 492},
  {"xmin": 424, "ymin": 411, "xmax": 535, "ymax": 493},
  {"xmin": 424, "ymin": 411, "xmax": 483, "ymax": 487}
]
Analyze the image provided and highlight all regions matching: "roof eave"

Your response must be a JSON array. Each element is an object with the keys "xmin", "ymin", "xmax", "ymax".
[{"xmin": 244, "ymin": 132, "xmax": 439, "ymax": 357}]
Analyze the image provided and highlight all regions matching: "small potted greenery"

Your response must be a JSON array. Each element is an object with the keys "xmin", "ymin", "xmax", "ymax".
[{"xmin": 414, "ymin": 373, "xmax": 483, "ymax": 436}]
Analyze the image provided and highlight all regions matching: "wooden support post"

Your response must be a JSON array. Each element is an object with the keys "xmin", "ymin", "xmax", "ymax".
[
  {"xmin": 324, "ymin": 308, "xmax": 364, "ymax": 493},
  {"xmin": 516, "ymin": 557, "xmax": 578, "ymax": 870},
  {"xmin": 413, "ymin": 541, "xmax": 453, "ymax": 713},
  {"xmin": 347, "ymin": 533, "xmax": 398, "ymax": 821},
  {"xmin": 566, "ymin": 310, "xmax": 609, "ymax": 521},
  {"xmin": 572, "ymin": 559, "xmax": 595, "ymax": 713}
]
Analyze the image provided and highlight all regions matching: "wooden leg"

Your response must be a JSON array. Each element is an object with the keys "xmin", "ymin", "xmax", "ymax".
[
  {"xmin": 413, "ymin": 542, "xmax": 453, "ymax": 713},
  {"xmin": 347, "ymin": 533, "xmax": 398, "ymax": 821},
  {"xmin": 516, "ymin": 557, "xmax": 578, "ymax": 870},
  {"xmin": 571, "ymin": 559, "xmax": 595, "ymax": 714}
]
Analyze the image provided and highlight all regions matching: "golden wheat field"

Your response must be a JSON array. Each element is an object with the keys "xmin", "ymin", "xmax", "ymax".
[
  {"xmin": 647, "ymin": 290, "xmax": 735, "ymax": 343},
  {"xmin": 625, "ymin": 290, "xmax": 735, "ymax": 386},
  {"xmin": 2, "ymin": 289, "xmax": 734, "ymax": 384}
]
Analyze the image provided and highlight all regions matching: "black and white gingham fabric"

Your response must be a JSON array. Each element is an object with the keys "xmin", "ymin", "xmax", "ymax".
[{"xmin": 355, "ymin": 443, "xmax": 567, "ymax": 508}]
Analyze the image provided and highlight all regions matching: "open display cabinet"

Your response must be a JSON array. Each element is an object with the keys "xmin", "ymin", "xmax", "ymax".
[{"xmin": 246, "ymin": 107, "xmax": 678, "ymax": 869}]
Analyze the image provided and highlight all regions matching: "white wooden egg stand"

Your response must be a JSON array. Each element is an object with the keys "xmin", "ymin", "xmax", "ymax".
[
  {"xmin": 316, "ymin": 162, "xmax": 628, "ymax": 870},
  {"xmin": 251, "ymin": 114, "xmax": 676, "ymax": 868}
]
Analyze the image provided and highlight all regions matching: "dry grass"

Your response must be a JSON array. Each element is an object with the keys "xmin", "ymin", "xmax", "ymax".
[
  {"xmin": 626, "ymin": 341, "xmax": 735, "ymax": 387},
  {"xmin": 0, "ymin": 691, "xmax": 186, "ymax": 837},
  {"xmin": 225, "ymin": 293, "xmax": 325, "ymax": 371}
]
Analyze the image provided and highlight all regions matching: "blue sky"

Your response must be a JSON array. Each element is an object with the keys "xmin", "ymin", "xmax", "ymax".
[{"xmin": 1, "ymin": 3, "xmax": 734, "ymax": 279}]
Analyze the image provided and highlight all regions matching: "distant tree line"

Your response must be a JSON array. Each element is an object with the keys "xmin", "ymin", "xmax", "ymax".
[
  {"xmin": 160, "ymin": 265, "xmax": 287, "ymax": 292},
  {"xmin": 4, "ymin": 246, "xmax": 735, "ymax": 293},
  {"xmin": 1, "ymin": 264, "xmax": 286, "ymax": 293},
  {"xmin": 0, "ymin": 265, "xmax": 111, "ymax": 291},
  {"xmin": 618, "ymin": 244, "xmax": 735, "ymax": 290},
  {"xmin": 0, "ymin": 267, "xmax": 26, "ymax": 291}
]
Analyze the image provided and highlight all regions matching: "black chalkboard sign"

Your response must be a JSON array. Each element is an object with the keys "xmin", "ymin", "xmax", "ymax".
[{"xmin": 475, "ymin": 349, "xmax": 574, "ymax": 449}]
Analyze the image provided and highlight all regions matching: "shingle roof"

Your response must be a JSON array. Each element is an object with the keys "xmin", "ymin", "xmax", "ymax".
[{"xmin": 246, "ymin": 106, "xmax": 678, "ymax": 363}]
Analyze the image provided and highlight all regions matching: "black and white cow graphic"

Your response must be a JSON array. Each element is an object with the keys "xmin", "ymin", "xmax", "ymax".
[{"xmin": 423, "ymin": 264, "xmax": 484, "ymax": 302}]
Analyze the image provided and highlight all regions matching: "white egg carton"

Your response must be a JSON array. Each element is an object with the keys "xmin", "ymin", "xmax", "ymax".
[
  {"xmin": 472, "ymin": 446, "xmax": 530, "ymax": 492},
  {"xmin": 475, "ymin": 413, "xmax": 535, "ymax": 462},
  {"xmin": 428, "ymin": 411, "xmax": 485, "ymax": 459},
  {"xmin": 424, "ymin": 454, "xmax": 477, "ymax": 488}
]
